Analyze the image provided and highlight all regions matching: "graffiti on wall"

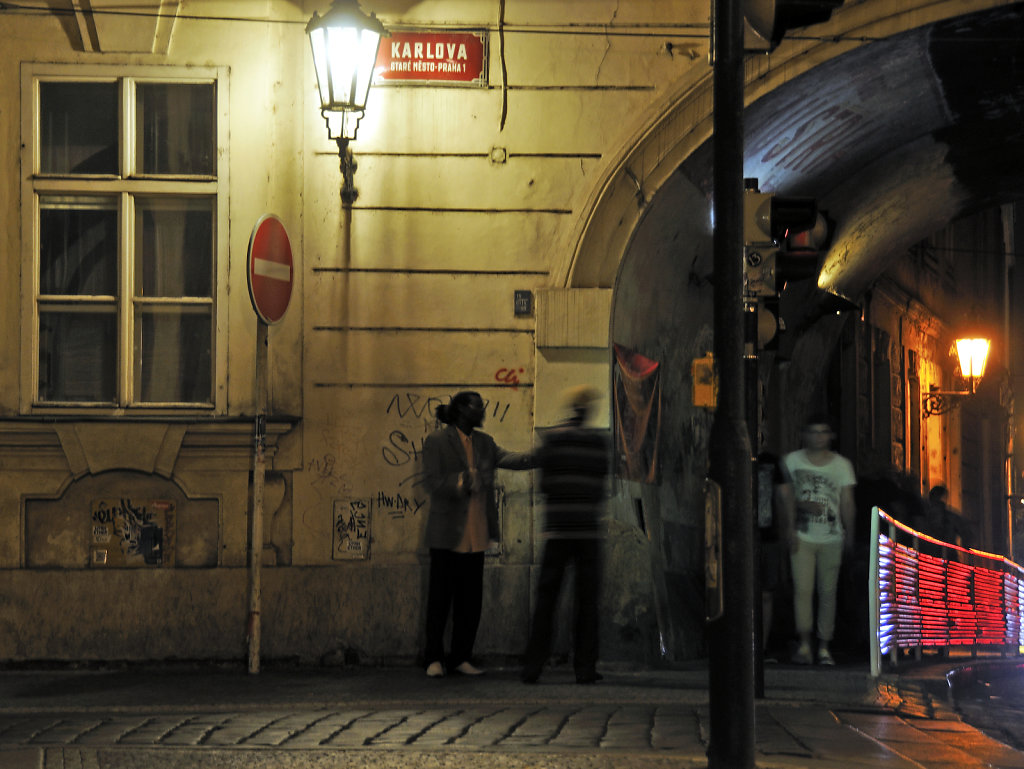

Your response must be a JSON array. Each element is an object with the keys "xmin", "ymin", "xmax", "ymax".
[
  {"xmin": 381, "ymin": 391, "xmax": 516, "ymax": 487},
  {"xmin": 494, "ymin": 367, "xmax": 525, "ymax": 390},
  {"xmin": 303, "ymin": 391, "xmax": 524, "ymax": 558},
  {"xmin": 376, "ymin": 490, "xmax": 425, "ymax": 519},
  {"xmin": 308, "ymin": 452, "xmax": 348, "ymax": 496},
  {"xmin": 384, "ymin": 391, "xmax": 514, "ymax": 426},
  {"xmin": 90, "ymin": 498, "xmax": 175, "ymax": 567}
]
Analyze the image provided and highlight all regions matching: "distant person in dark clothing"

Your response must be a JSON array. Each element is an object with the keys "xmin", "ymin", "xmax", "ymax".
[
  {"xmin": 757, "ymin": 452, "xmax": 793, "ymax": 659},
  {"xmin": 915, "ymin": 484, "xmax": 972, "ymax": 550},
  {"xmin": 522, "ymin": 386, "xmax": 610, "ymax": 685}
]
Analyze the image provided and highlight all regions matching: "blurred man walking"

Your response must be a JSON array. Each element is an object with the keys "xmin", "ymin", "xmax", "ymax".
[{"xmin": 522, "ymin": 386, "xmax": 610, "ymax": 684}]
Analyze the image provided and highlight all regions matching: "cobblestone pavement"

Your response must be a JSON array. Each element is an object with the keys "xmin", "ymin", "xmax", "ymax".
[
  {"xmin": 0, "ymin": 664, "xmax": 1022, "ymax": 768},
  {"xmin": 0, "ymin": 703, "xmax": 701, "ymax": 753},
  {"xmin": 4, "ymin": 700, "xmax": 1024, "ymax": 769}
]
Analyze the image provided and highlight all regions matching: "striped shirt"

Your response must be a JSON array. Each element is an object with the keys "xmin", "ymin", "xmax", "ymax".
[{"xmin": 538, "ymin": 422, "xmax": 609, "ymax": 538}]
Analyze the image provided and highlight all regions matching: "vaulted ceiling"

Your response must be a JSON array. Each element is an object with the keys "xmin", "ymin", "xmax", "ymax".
[{"xmin": 693, "ymin": 1, "xmax": 1024, "ymax": 301}]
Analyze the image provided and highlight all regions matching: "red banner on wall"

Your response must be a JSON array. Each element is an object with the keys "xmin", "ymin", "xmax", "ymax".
[
  {"xmin": 375, "ymin": 30, "xmax": 487, "ymax": 85},
  {"xmin": 613, "ymin": 344, "xmax": 662, "ymax": 484}
]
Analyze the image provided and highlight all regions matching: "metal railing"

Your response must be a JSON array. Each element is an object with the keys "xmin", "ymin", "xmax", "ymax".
[{"xmin": 869, "ymin": 506, "xmax": 1024, "ymax": 676}]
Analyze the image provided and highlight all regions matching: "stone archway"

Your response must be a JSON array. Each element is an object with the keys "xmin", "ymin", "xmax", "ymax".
[{"xmin": 570, "ymin": 0, "xmax": 1024, "ymax": 661}]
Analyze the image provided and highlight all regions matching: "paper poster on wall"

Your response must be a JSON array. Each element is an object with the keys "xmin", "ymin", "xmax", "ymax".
[
  {"xmin": 90, "ymin": 498, "xmax": 175, "ymax": 567},
  {"xmin": 333, "ymin": 498, "xmax": 371, "ymax": 560}
]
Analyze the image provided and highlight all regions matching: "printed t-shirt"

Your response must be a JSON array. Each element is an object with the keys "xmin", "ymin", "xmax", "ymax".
[{"xmin": 782, "ymin": 449, "xmax": 856, "ymax": 544}]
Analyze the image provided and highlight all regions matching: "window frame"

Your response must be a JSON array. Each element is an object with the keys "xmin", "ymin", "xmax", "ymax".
[{"xmin": 21, "ymin": 63, "xmax": 229, "ymax": 415}]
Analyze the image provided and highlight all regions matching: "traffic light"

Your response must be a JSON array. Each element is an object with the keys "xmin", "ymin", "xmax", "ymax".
[
  {"xmin": 744, "ymin": 0, "xmax": 844, "ymax": 50},
  {"xmin": 742, "ymin": 184, "xmax": 829, "ymax": 298}
]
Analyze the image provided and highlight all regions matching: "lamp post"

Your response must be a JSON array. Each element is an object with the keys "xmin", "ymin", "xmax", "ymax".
[
  {"xmin": 307, "ymin": 0, "xmax": 388, "ymax": 206},
  {"xmin": 922, "ymin": 337, "xmax": 991, "ymax": 417}
]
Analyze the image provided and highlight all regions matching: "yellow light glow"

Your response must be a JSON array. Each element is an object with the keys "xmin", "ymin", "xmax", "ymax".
[
  {"xmin": 955, "ymin": 337, "xmax": 990, "ymax": 381},
  {"xmin": 307, "ymin": 1, "xmax": 386, "ymax": 141}
]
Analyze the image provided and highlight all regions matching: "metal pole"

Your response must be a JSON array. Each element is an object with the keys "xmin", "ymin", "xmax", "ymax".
[
  {"xmin": 746, "ymin": 300, "xmax": 765, "ymax": 699},
  {"xmin": 869, "ymin": 506, "xmax": 881, "ymax": 677},
  {"xmin": 708, "ymin": 0, "xmax": 755, "ymax": 764},
  {"xmin": 248, "ymin": 320, "xmax": 268, "ymax": 674}
]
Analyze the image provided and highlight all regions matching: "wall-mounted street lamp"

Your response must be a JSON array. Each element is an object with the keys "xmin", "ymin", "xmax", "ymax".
[
  {"xmin": 922, "ymin": 337, "xmax": 991, "ymax": 417},
  {"xmin": 307, "ymin": 0, "xmax": 388, "ymax": 206}
]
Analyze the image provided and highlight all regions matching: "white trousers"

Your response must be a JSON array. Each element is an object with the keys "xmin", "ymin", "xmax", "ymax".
[{"xmin": 790, "ymin": 537, "xmax": 843, "ymax": 642}]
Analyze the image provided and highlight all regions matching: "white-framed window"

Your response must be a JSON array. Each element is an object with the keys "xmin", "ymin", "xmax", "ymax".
[{"xmin": 21, "ymin": 64, "xmax": 228, "ymax": 413}]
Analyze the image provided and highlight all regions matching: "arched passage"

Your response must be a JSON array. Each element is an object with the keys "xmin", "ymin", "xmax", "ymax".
[{"xmin": 594, "ymin": 1, "xmax": 1024, "ymax": 659}]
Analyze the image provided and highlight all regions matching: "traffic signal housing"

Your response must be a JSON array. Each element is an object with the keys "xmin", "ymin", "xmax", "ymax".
[
  {"xmin": 744, "ymin": 0, "xmax": 844, "ymax": 50},
  {"xmin": 742, "ymin": 187, "xmax": 830, "ymax": 298}
]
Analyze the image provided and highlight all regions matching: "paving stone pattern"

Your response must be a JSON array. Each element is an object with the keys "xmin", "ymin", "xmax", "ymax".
[
  {"xmin": 5, "ymin": 701, "xmax": 1024, "ymax": 769},
  {"xmin": 2, "ymin": 664, "xmax": 1024, "ymax": 768},
  {"xmin": 0, "ymin": 705, "xmax": 698, "ymax": 752}
]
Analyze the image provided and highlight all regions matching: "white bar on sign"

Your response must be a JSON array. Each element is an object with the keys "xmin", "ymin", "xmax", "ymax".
[{"xmin": 254, "ymin": 258, "xmax": 291, "ymax": 282}]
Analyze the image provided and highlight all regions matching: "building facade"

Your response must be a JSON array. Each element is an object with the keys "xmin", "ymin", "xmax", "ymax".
[{"xmin": 0, "ymin": 0, "xmax": 1021, "ymax": 664}]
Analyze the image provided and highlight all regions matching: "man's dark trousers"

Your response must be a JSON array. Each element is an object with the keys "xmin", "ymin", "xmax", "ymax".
[
  {"xmin": 425, "ymin": 549, "xmax": 485, "ymax": 667},
  {"xmin": 523, "ymin": 538, "xmax": 602, "ymax": 681}
]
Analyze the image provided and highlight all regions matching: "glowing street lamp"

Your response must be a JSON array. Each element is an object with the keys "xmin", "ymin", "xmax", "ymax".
[
  {"xmin": 307, "ymin": 0, "xmax": 387, "ymax": 205},
  {"xmin": 922, "ymin": 336, "xmax": 992, "ymax": 417},
  {"xmin": 955, "ymin": 337, "xmax": 990, "ymax": 386}
]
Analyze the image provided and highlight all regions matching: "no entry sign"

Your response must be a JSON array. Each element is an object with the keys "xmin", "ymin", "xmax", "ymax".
[{"xmin": 247, "ymin": 214, "xmax": 293, "ymax": 324}]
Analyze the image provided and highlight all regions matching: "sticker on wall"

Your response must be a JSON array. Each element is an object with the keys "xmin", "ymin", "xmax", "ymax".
[
  {"xmin": 90, "ymin": 498, "xmax": 175, "ymax": 567},
  {"xmin": 333, "ymin": 498, "xmax": 371, "ymax": 560}
]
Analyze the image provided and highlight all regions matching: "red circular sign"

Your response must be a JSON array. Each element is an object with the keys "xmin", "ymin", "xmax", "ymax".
[{"xmin": 247, "ymin": 215, "xmax": 293, "ymax": 324}]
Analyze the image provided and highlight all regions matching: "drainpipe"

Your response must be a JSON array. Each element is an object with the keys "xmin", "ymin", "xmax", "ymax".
[
  {"xmin": 708, "ymin": 0, "xmax": 755, "ymax": 765},
  {"xmin": 1002, "ymin": 203, "xmax": 1017, "ymax": 558}
]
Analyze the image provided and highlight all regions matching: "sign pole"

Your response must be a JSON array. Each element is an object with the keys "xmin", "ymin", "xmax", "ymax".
[
  {"xmin": 248, "ymin": 320, "xmax": 268, "ymax": 674},
  {"xmin": 245, "ymin": 213, "xmax": 293, "ymax": 675},
  {"xmin": 707, "ymin": 0, "xmax": 755, "ymax": 766}
]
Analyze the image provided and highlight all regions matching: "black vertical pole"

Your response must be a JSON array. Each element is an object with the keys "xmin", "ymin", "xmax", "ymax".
[
  {"xmin": 746, "ymin": 300, "xmax": 765, "ymax": 699},
  {"xmin": 708, "ymin": 0, "xmax": 756, "ymax": 766}
]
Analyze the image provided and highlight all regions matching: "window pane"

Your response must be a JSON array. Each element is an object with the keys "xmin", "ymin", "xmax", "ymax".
[
  {"xmin": 136, "ymin": 83, "xmax": 215, "ymax": 175},
  {"xmin": 136, "ymin": 198, "xmax": 213, "ymax": 297},
  {"xmin": 40, "ymin": 82, "xmax": 117, "ymax": 174},
  {"xmin": 40, "ymin": 197, "xmax": 118, "ymax": 295},
  {"xmin": 138, "ymin": 308, "xmax": 212, "ymax": 403},
  {"xmin": 38, "ymin": 310, "xmax": 116, "ymax": 402}
]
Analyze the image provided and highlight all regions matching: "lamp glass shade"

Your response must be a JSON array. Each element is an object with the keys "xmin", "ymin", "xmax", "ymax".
[
  {"xmin": 955, "ymin": 337, "xmax": 990, "ymax": 381},
  {"xmin": 307, "ymin": 1, "xmax": 385, "ymax": 140}
]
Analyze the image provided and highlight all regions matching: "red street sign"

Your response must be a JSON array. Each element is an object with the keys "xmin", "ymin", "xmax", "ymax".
[
  {"xmin": 375, "ymin": 30, "xmax": 487, "ymax": 85},
  {"xmin": 247, "ymin": 214, "xmax": 293, "ymax": 325}
]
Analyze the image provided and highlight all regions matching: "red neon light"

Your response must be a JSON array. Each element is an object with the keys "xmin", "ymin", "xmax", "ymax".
[{"xmin": 875, "ymin": 508, "xmax": 1024, "ymax": 656}]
